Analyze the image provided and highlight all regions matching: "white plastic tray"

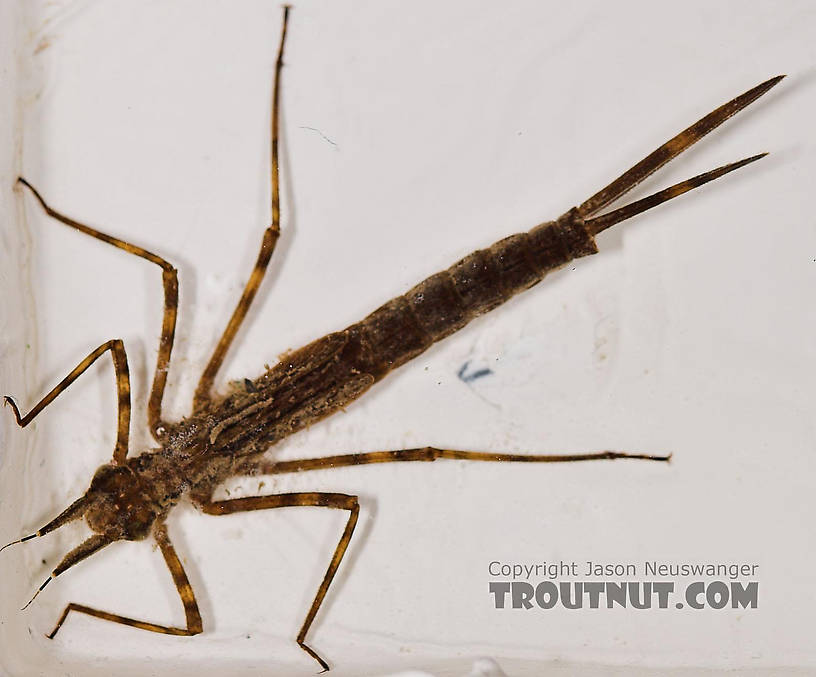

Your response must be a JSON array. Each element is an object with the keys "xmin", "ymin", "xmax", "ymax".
[{"xmin": 1, "ymin": 1, "xmax": 814, "ymax": 675}]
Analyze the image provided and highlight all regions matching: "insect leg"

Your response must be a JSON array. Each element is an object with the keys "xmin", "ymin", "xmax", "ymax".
[
  {"xmin": 4, "ymin": 339, "xmax": 132, "ymax": 465},
  {"xmin": 47, "ymin": 522, "xmax": 202, "ymax": 638},
  {"xmin": 242, "ymin": 447, "xmax": 671, "ymax": 476},
  {"xmin": 199, "ymin": 491, "xmax": 358, "ymax": 672},
  {"xmin": 16, "ymin": 178, "xmax": 178, "ymax": 441},
  {"xmin": 193, "ymin": 7, "xmax": 291, "ymax": 408}
]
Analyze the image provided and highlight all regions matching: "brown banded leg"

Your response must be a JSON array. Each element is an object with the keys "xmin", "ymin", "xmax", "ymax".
[
  {"xmin": 199, "ymin": 491, "xmax": 359, "ymax": 672},
  {"xmin": 241, "ymin": 446, "xmax": 672, "ymax": 476},
  {"xmin": 4, "ymin": 339, "xmax": 132, "ymax": 465},
  {"xmin": 48, "ymin": 522, "xmax": 202, "ymax": 639},
  {"xmin": 16, "ymin": 178, "xmax": 178, "ymax": 441},
  {"xmin": 193, "ymin": 7, "xmax": 290, "ymax": 408}
]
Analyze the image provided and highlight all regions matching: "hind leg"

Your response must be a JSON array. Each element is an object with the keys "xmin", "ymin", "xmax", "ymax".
[
  {"xmin": 194, "ymin": 7, "xmax": 291, "ymax": 407},
  {"xmin": 240, "ymin": 446, "xmax": 672, "ymax": 476}
]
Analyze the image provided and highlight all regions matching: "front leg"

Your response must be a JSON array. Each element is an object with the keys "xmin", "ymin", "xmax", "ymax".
[
  {"xmin": 48, "ymin": 522, "xmax": 202, "ymax": 638},
  {"xmin": 4, "ymin": 339, "xmax": 132, "ymax": 465},
  {"xmin": 197, "ymin": 491, "xmax": 359, "ymax": 672}
]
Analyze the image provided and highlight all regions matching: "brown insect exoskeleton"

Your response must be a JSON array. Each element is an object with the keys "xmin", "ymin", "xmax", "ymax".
[{"xmin": 1, "ymin": 6, "xmax": 783, "ymax": 672}]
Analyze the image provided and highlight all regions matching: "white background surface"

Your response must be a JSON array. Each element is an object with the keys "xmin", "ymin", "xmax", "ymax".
[{"xmin": 1, "ymin": 1, "xmax": 815, "ymax": 675}]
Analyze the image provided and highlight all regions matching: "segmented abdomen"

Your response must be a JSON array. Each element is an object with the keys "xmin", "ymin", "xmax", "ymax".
[
  {"xmin": 202, "ymin": 208, "xmax": 597, "ymax": 455},
  {"xmin": 344, "ymin": 207, "xmax": 597, "ymax": 380}
]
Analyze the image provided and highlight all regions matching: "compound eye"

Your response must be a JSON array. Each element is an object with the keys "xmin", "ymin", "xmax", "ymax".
[
  {"xmin": 90, "ymin": 464, "xmax": 131, "ymax": 493},
  {"xmin": 122, "ymin": 503, "xmax": 156, "ymax": 541}
]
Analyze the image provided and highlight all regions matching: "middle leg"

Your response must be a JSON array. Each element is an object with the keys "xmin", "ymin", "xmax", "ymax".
[
  {"xmin": 198, "ymin": 490, "xmax": 359, "ymax": 672},
  {"xmin": 17, "ymin": 179, "xmax": 178, "ymax": 441}
]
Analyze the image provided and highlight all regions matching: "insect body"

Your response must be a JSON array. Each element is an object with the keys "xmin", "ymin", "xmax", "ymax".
[{"xmin": 2, "ymin": 8, "xmax": 782, "ymax": 672}]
